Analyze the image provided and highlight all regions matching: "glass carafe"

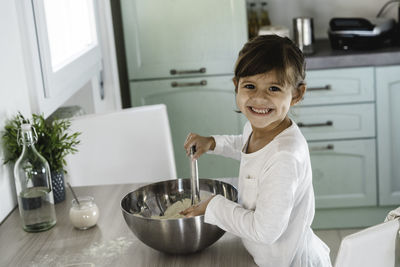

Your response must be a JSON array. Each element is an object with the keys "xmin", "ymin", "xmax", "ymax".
[{"xmin": 14, "ymin": 123, "xmax": 57, "ymax": 232}]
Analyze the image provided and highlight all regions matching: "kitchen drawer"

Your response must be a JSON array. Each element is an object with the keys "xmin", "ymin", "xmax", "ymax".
[
  {"xmin": 310, "ymin": 139, "xmax": 377, "ymax": 208},
  {"xmin": 301, "ymin": 67, "xmax": 374, "ymax": 106},
  {"xmin": 130, "ymin": 76, "xmax": 237, "ymax": 106},
  {"xmin": 291, "ymin": 103, "xmax": 375, "ymax": 141}
]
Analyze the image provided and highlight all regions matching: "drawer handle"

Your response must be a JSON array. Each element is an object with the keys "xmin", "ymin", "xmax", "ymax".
[
  {"xmin": 308, "ymin": 85, "xmax": 331, "ymax": 91},
  {"xmin": 170, "ymin": 67, "xmax": 206, "ymax": 75},
  {"xmin": 171, "ymin": 80, "xmax": 207, "ymax": 87},
  {"xmin": 310, "ymin": 144, "xmax": 334, "ymax": 151},
  {"xmin": 298, "ymin": 121, "xmax": 333, "ymax": 128}
]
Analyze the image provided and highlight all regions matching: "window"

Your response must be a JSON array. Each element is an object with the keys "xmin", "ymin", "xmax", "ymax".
[
  {"xmin": 42, "ymin": 0, "xmax": 98, "ymax": 72},
  {"xmin": 19, "ymin": 0, "xmax": 102, "ymax": 116}
]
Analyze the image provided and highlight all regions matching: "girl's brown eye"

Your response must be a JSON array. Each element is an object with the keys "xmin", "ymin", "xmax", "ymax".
[
  {"xmin": 244, "ymin": 84, "xmax": 255, "ymax": 89},
  {"xmin": 269, "ymin": 86, "xmax": 281, "ymax": 92}
]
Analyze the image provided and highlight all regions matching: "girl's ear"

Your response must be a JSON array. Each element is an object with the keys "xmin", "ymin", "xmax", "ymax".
[
  {"xmin": 291, "ymin": 84, "xmax": 306, "ymax": 106},
  {"xmin": 232, "ymin": 77, "xmax": 238, "ymax": 93}
]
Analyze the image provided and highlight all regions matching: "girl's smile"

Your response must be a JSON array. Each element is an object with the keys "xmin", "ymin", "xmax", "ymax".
[
  {"xmin": 236, "ymin": 70, "xmax": 295, "ymax": 132},
  {"xmin": 248, "ymin": 106, "xmax": 274, "ymax": 115}
]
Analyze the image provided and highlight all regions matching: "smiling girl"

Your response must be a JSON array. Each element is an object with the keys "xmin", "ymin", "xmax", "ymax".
[{"xmin": 182, "ymin": 35, "xmax": 332, "ymax": 267}]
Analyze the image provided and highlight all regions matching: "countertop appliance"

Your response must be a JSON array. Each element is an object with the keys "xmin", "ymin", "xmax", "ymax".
[{"xmin": 328, "ymin": 17, "xmax": 396, "ymax": 50}]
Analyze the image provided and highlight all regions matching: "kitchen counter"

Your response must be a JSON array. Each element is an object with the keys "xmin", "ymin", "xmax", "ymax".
[
  {"xmin": 0, "ymin": 178, "xmax": 257, "ymax": 267},
  {"xmin": 305, "ymin": 39, "xmax": 400, "ymax": 70}
]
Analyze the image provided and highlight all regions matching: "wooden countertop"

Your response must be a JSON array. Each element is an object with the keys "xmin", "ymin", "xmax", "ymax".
[{"xmin": 0, "ymin": 178, "xmax": 256, "ymax": 267}]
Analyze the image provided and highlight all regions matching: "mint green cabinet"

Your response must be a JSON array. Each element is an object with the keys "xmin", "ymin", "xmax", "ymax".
[
  {"xmin": 120, "ymin": 0, "xmax": 247, "ymax": 80},
  {"xmin": 301, "ymin": 66, "xmax": 400, "ymax": 229},
  {"xmin": 309, "ymin": 139, "xmax": 377, "ymax": 208},
  {"xmin": 120, "ymin": 0, "xmax": 248, "ymax": 179},
  {"xmin": 130, "ymin": 76, "xmax": 242, "ymax": 179},
  {"xmin": 376, "ymin": 65, "xmax": 400, "ymax": 205},
  {"xmin": 302, "ymin": 67, "xmax": 374, "ymax": 106},
  {"xmin": 293, "ymin": 67, "xmax": 377, "ymax": 212},
  {"xmin": 291, "ymin": 103, "xmax": 375, "ymax": 141}
]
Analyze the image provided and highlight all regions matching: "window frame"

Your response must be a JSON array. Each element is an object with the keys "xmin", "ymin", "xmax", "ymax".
[{"xmin": 16, "ymin": 0, "xmax": 103, "ymax": 117}]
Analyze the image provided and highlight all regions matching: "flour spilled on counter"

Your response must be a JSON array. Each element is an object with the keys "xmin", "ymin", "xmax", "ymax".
[
  {"xmin": 83, "ymin": 237, "xmax": 133, "ymax": 259},
  {"xmin": 29, "ymin": 236, "xmax": 134, "ymax": 267},
  {"xmin": 151, "ymin": 198, "xmax": 192, "ymax": 219},
  {"xmin": 30, "ymin": 253, "xmax": 84, "ymax": 267}
]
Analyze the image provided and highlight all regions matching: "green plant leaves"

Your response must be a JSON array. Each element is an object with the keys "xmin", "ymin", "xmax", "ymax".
[{"xmin": 1, "ymin": 112, "xmax": 81, "ymax": 173}]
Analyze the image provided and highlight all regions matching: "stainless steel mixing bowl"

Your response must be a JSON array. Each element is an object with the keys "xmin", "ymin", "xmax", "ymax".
[{"xmin": 121, "ymin": 178, "xmax": 238, "ymax": 254}]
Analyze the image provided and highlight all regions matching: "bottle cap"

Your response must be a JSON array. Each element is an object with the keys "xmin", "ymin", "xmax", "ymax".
[{"xmin": 21, "ymin": 123, "xmax": 32, "ymax": 132}]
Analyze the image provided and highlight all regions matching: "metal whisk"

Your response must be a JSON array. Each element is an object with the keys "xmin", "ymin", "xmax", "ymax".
[{"xmin": 190, "ymin": 146, "xmax": 200, "ymax": 205}]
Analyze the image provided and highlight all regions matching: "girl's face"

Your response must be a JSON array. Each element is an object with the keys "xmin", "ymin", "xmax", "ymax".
[{"xmin": 236, "ymin": 70, "xmax": 299, "ymax": 131}]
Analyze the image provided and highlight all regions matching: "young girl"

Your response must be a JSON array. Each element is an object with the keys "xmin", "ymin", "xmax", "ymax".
[{"xmin": 181, "ymin": 35, "xmax": 332, "ymax": 267}]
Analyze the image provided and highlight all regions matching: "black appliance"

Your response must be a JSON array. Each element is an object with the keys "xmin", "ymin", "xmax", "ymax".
[{"xmin": 328, "ymin": 17, "xmax": 396, "ymax": 50}]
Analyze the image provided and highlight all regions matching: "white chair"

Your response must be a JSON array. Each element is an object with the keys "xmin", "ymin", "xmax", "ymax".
[
  {"xmin": 65, "ymin": 104, "xmax": 177, "ymax": 186},
  {"xmin": 334, "ymin": 218, "xmax": 400, "ymax": 267}
]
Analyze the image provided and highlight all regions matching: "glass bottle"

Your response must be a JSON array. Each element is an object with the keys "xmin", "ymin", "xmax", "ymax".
[
  {"xmin": 14, "ymin": 123, "xmax": 57, "ymax": 232},
  {"xmin": 259, "ymin": 2, "xmax": 271, "ymax": 27},
  {"xmin": 247, "ymin": 2, "xmax": 259, "ymax": 39}
]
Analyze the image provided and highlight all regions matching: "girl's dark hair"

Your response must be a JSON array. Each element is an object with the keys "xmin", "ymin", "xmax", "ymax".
[{"xmin": 233, "ymin": 35, "xmax": 306, "ymax": 91}]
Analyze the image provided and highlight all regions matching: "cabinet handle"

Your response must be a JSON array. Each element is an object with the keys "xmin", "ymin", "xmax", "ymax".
[
  {"xmin": 171, "ymin": 80, "xmax": 207, "ymax": 87},
  {"xmin": 170, "ymin": 67, "xmax": 206, "ymax": 75},
  {"xmin": 298, "ymin": 121, "xmax": 333, "ymax": 128},
  {"xmin": 308, "ymin": 85, "xmax": 331, "ymax": 91},
  {"xmin": 309, "ymin": 144, "xmax": 334, "ymax": 151}
]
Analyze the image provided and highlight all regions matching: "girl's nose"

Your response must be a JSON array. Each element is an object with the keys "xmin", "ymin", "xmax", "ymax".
[{"xmin": 251, "ymin": 89, "xmax": 268, "ymax": 99}]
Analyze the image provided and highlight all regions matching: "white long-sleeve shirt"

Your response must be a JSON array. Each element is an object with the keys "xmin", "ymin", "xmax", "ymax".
[{"xmin": 205, "ymin": 121, "xmax": 332, "ymax": 267}]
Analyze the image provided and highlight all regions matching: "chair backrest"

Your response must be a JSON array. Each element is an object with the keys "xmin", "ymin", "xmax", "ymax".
[
  {"xmin": 334, "ymin": 218, "xmax": 400, "ymax": 267},
  {"xmin": 65, "ymin": 104, "xmax": 177, "ymax": 186}
]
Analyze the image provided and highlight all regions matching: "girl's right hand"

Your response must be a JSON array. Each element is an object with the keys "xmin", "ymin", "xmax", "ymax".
[{"xmin": 184, "ymin": 133, "xmax": 216, "ymax": 160}]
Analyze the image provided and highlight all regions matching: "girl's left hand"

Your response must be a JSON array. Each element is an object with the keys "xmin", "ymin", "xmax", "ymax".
[{"xmin": 180, "ymin": 195, "xmax": 216, "ymax": 217}]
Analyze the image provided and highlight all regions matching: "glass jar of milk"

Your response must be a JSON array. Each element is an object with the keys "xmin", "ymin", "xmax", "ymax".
[{"xmin": 69, "ymin": 196, "xmax": 99, "ymax": 230}]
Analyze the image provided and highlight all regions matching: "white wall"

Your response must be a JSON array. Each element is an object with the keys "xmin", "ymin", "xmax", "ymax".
[
  {"xmin": 0, "ymin": 0, "xmax": 32, "ymax": 222},
  {"xmin": 252, "ymin": 0, "xmax": 398, "ymax": 38}
]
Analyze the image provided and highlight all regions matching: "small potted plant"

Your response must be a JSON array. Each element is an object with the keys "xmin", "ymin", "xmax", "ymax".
[{"xmin": 2, "ymin": 112, "xmax": 80, "ymax": 203}]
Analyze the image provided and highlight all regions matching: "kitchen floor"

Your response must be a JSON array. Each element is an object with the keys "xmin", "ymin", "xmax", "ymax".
[{"xmin": 314, "ymin": 227, "xmax": 365, "ymax": 265}]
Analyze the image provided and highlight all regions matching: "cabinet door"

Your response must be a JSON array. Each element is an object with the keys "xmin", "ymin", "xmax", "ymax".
[
  {"xmin": 120, "ymin": 0, "xmax": 247, "ymax": 80},
  {"xmin": 302, "ymin": 67, "xmax": 374, "ymax": 106},
  {"xmin": 376, "ymin": 66, "xmax": 400, "ymax": 205},
  {"xmin": 291, "ymin": 103, "xmax": 375, "ymax": 141},
  {"xmin": 310, "ymin": 139, "xmax": 377, "ymax": 208},
  {"xmin": 130, "ymin": 76, "xmax": 242, "ymax": 179}
]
